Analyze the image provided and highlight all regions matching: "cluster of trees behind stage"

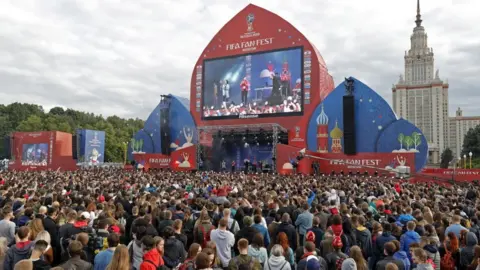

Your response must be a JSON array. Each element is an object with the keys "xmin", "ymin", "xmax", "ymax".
[
  {"xmin": 440, "ymin": 125, "xmax": 480, "ymax": 169},
  {"xmin": 0, "ymin": 103, "xmax": 144, "ymax": 162}
]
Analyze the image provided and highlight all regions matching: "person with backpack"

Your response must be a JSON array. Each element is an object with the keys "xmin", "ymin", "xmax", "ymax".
[
  {"xmin": 128, "ymin": 226, "xmax": 148, "ymax": 270},
  {"xmin": 252, "ymin": 215, "xmax": 270, "ymax": 248},
  {"xmin": 94, "ymin": 233, "xmax": 120, "ymax": 270},
  {"xmin": 211, "ymin": 218, "xmax": 235, "ymax": 269},
  {"xmin": 59, "ymin": 240, "xmax": 93, "ymax": 270},
  {"xmin": 162, "ymin": 226, "xmax": 186, "ymax": 269},
  {"xmin": 139, "ymin": 236, "xmax": 163, "ymax": 270},
  {"xmin": 228, "ymin": 238, "xmax": 261, "ymax": 270},
  {"xmin": 376, "ymin": 242, "xmax": 405, "ymax": 270},
  {"xmin": 3, "ymin": 226, "xmax": 35, "ymax": 270},
  {"xmin": 29, "ymin": 240, "xmax": 51, "ymax": 270},
  {"xmin": 194, "ymin": 210, "xmax": 215, "ymax": 249},
  {"xmin": 265, "ymin": 244, "xmax": 291, "ymax": 270},
  {"xmin": 325, "ymin": 234, "xmax": 348, "ymax": 270},
  {"xmin": 178, "ymin": 243, "xmax": 201, "ymax": 270}
]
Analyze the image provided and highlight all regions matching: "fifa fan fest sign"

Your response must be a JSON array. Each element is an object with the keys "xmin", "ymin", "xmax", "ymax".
[{"xmin": 225, "ymin": 37, "xmax": 275, "ymax": 52}]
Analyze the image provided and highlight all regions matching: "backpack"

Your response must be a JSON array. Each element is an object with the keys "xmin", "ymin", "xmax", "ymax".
[
  {"xmin": 229, "ymin": 220, "xmax": 237, "ymax": 234},
  {"xmin": 335, "ymin": 257, "xmax": 346, "ymax": 270},
  {"xmin": 88, "ymin": 233, "xmax": 108, "ymax": 255},
  {"xmin": 179, "ymin": 259, "xmax": 195, "ymax": 270},
  {"xmin": 440, "ymin": 243, "xmax": 455, "ymax": 270},
  {"xmin": 145, "ymin": 259, "xmax": 169, "ymax": 270},
  {"xmin": 231, "ymin": 256, "xmax": 255, "ymax": 270},
  {"xmin": 198, "ymin": 224, "xmax": 214, "ymax": 248}
]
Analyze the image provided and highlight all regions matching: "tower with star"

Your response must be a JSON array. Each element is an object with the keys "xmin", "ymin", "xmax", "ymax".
[{"xmin": 316, "ymin": 104, "xmax": 329, "ymax": 153}]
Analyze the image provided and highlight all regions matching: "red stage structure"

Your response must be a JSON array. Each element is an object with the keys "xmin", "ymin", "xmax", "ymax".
[{"xmin": 9, "ymin": 131, "xmax": 76, "ymax": 171}]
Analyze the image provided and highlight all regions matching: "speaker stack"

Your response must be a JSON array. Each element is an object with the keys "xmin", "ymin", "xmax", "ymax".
[
  {"xmin": 343, "ymin": 78, "xmax": 356, "ymax": 155},
  {"xmin": 160, "ymin": 96, "xmax": 171, "ymax": 155}
]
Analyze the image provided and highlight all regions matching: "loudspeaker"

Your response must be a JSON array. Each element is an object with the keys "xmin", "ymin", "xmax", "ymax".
[
  {"xmin": 343, "ymin": 95, "xmax": 356, "ymax": 155},
  {"xmin": 3, "ymin": 136, "xmax": 11, "ymax": 159},
  {"xmin": 160, "ymin": 109, "xmax": 170, "ymax": 155},
  {"xmin": 72, "ymin": 135, "xmax": 78, "ymax": 159}
]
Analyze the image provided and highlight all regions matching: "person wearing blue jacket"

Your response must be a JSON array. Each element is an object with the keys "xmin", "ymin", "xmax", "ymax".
[
  {"xmin": 295, "ymin": 203, "xmax": 313, "ymax": 246},
  {"xmin": 400, "ymin": 221, "xmax": 420, "ymax": 263},
  {"xmin": 251, "ymin": 215, "xmax": 270, "ymax": 248},
  {"xmin": 371, "ymin": 223, "xmax": 396, "ymax": 269}
]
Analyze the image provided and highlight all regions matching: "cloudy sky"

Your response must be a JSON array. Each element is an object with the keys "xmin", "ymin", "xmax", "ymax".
[{"xmin": 0, "ymin": 0, "xmax": 478, "ymax": 119}]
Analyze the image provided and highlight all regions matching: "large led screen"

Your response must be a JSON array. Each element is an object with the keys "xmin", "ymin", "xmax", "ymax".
[
  {"xmin": 21, "ymin": 143, "xmax": 48, "ymax": 166},
  {"xmin": 202, "ymin": 47, "xmax": 303, "ymax": 120}
]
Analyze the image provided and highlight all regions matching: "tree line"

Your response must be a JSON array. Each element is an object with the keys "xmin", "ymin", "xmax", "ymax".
[
  {"xmin": 0, "ymin": 103, "xmax": 144, "ymax": 162},
  {"xmin": 441, "ymin": 125, "xmax": 480, "ymax": 169}
]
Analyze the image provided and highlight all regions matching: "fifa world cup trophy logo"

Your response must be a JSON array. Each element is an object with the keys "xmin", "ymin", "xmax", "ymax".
[
  {"xmin": 246, "ymin": 13, "xmax": 255, "ymax": 32},
  {"xmin": 182, "ymin": 152, "xmax": 190, "ymax": 161}
]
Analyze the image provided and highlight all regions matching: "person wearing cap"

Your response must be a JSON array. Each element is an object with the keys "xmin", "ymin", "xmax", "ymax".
[
  {"xmin": 295, "ymin": 231, "xmax": 321, "ymax": 264},
  {"xmin": 325, "ymin": 235, "xmax": 348, "ymax": 270},
  {"xmin": 297, "ymin": 241, "xmax": 327, "ymax": 270},
  {"xmin": 60, "ymin": 240, "xmax": 93, "ymax": 270},
  {"xmin": 64, "ymin": 212, "xmax": 93, "ymax": 241}
]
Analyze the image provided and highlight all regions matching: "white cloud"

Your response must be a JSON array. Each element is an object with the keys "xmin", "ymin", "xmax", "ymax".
[{"xmin": 0, "ymin": 0, "xmax": 479, "ymax": 119}]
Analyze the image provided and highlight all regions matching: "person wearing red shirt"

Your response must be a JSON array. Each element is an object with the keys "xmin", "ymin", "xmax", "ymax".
[
  {"xmin": 240, "ymin": 77, "xmax": 250, "ymax": 106},
  {"xmin": 140, "ymin": 236, "xmax": 164, "ymax": 270}
]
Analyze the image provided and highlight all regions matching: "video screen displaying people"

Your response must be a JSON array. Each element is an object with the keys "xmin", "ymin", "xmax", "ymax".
[
  {"xmin": 21, "ymin": 143, "xmax": 48, "ymax": 166},
  {"xmin": 202, "ymin": 47, "xmax": 303, "ymax": 119}
]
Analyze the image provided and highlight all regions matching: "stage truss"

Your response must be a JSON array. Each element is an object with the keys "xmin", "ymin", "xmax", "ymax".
[{"xmin": 195, "ymin": 123, "xmax": 287, "ymax": 172}]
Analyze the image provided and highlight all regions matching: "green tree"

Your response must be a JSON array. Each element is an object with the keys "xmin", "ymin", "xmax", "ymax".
[
  {"xmin": 16, "ymin": 115, "xmax": 44, "ymax": 132},
  {"xmin": 461, "ymin": 125, "xmax": 480, "ymax": 158},
  {"xmin": 398, "ymin": 133, "xmax": 404, "ymax": 149},
  {"xmin": 0, "ymin": 102, "xmax": 145, "ymax": 162},
  {"xmin": 403, "ymin": 136, "xmax": 413, "ymax": 150},
  {"xmin": 440, "ymin": 148, "xmax": 453, "ymax": 169},
  {"xmin": 412, "ymin": 132, "xmax": 422, "ymax": 149}
]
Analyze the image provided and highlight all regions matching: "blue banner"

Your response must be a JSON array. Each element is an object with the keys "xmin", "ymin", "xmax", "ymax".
[{"xmin": 84, "ymin": 130, "xmax": 105, "ymax": 164}]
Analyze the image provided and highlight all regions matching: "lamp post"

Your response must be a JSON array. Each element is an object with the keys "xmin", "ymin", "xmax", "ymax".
[
  {"xmin": 464, "ymin": 154, "xmax": 467, "ymax": 169},
  {"xmin": 469, "ymin": 152, "xmax": 473, "ymax": 169},
  {"xmin": 458, "ymin": 156, "xmax": 462, "ymax": 168}
]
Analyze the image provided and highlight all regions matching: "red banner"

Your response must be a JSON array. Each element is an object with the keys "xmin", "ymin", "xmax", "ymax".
[
  {"xmin": 275, "ymin": 144, "xmax": 416, "ymax": 175},
  {"xmin": 170, "ymin": 145, "xmax": 197, "ymax": 172},
  {"xmin": 421, "ymin": 168, "xmax": 480, "ymax": 182},
  {"xmin": 133, "ymin": 153, "xmax": 171, "ymax": 169}
]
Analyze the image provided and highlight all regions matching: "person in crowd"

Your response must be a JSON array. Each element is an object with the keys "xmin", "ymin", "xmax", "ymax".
[
  {"xmin": 13, "ymin": 260, "xmax": 32, "ymax": 270},
  {"xmin": 252, "ymin": 215, "xmax": 270, "ymax": 248},
  {"xmin": 325, "ymin": 234, "xmax": 348, "ymax": 270},
  {"xmin": 349, "ymin": 245, "xmax": 367, "ymax": 270},
  {"xmin": 94, "ymin": 234, "xmax": 120, "ymax": 270},
  {"xmin": 139, "ymin": 236, "xmax": 162, "ymax": 270},
  {"xmin": 264, "ymin": 244, "xmax": 291, "ymax": 270},
  {"xmin": 202, "ymin": 247, "xmax": 222, "ymax": 270},
  {"xmin": 247, "ymin": 233, "xmax": 268, "ymax": 266},
  {"xmin": 305, "ymin": 217, "xmax": 323, "ymax": 249},
  {"xmin": 29, "ymin": 240, "xmax": 50, "ymax": 270},
  {"xmin": 105, "ymin": 245, "xmax": 129, "ymax": 270},
  {"xmin": 179, "ymin": 243, "xmax": 201, "ymax": 270},
  {"xmin": 295, "ymin": 203, "xmax": 313, "ymax": 246},
  {"xmin": 460, "ymin": 231, "xmax": 478, "ymax": 269},
  {"xmin": 194, "ymin": 210, "xmax": 215, "ymax": 249},
  {"xmin": 162, "ymin": 226, "xmax": 186, "ymax": 268},
  {"xmin": 277, "ymin": 232, "xmax": 295, "ymax": 268},
  {"xmin": 173, "ymin": 220, "xmax": 188, "ymax": 249},
  {"xmin": 445, "ymin": 215, "xmax": 468, "ymax": 238},
  {"xmin": 297, "ymin": 241, "xmax": 326, "ymax": 270},
  {"xmin": 4, "ymin": 227, "xmax": 34, "ymax": 270},
  {"xmin": 0, "ymin": 208, "xmax": 15, "ymax": 246},
  {"xmin": 422, "ymin": 239, "xmax": 440, "ymax": 270},
  {"xmin": 228, "ymin": 239, "xmax": 261, "ymax": 270},
  {"xmin": 372, "ymin": 223, "xmax": 396, "ymax": 269},
  {"xmin": 195, "ymin": 252, "xmax": 212, "ymax": 270},
  {"xmin": 29, "ymin": 219, "xmax": 44, "ymax": 241},
  {"xmin": 34, "ymin": 231, "xmax": 53, "ymax": 265},
  {"xmin": 128, "ymin": 226, "xmax": 148, "ymax": 270},
  {"xmin": 376, "ymin": 242, "xmax": 405, "ymax": 270},
  {"xmin": 0, "ymin": 237, "xmax": 8, "ymax": 268},
  {"xmin": 235, "ymin": 216, "xmax": 258, "ymax": 255},
  {"xmin": 400, "ymin": 221, "xmax": 420, "ymax": 262},
  {"xmin": 341, "ymin": 258, "xmax": 357, "ymax": 270},
  {"xmin": 275, "ymin": 214, "xmax": 297, "ymax": 252},
  {"xmin": 60, "ymin": 240, "xmax": 93, "ymax": 270},
  {"xmin": 412, "ymin": 248, "xmax": 434, "ymax": 270},
  {"xmin": 210, "ymin": 218, "xmax": 234, "ymax": 269},
  {"xmin": 295, "ymin": 231, "xmax": 321, "ymax": 264}
]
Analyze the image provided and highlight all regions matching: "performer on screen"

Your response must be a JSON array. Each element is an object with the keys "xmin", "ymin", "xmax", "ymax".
[
  {"xmin": 240, "ymin": 77, "xmax": 250, "ymax": 106},
  {"xmin": 268, "ymin": 73, "xmax": 283, "ymax": 106},
  {"xmin": 222, "ymin": 80, "xmax": 230, "ymax": 108},
  {"xmin": 213, "ymin": 81, "xmax": 218, "ymax": 108}
]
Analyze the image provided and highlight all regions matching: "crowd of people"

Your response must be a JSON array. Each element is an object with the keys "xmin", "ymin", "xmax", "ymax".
[{"xmin": 0, "ymin": 168, "xmax": 479, "ymax": 270}]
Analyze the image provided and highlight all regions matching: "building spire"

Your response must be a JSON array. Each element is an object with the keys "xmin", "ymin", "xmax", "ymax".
[{"xmin": 415, "ymin": 0, "xmax": 423, "ymax": 27}]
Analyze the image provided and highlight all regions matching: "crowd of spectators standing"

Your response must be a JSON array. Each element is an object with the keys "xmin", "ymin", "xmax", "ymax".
[{"xmin": 0, "ymin": 169, "xmax": 479, "ymax": 270}]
